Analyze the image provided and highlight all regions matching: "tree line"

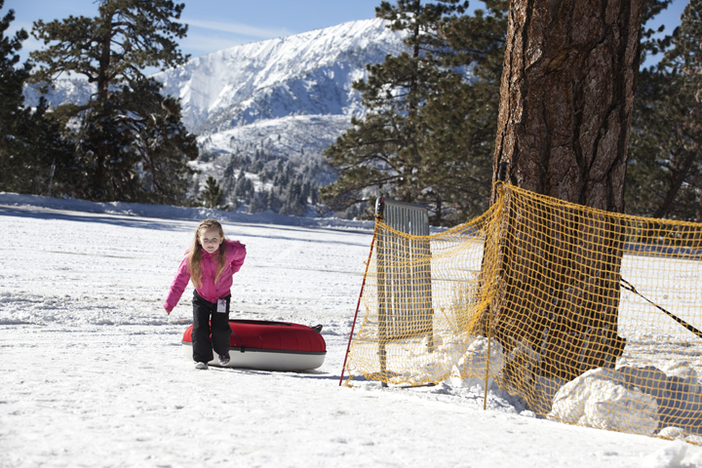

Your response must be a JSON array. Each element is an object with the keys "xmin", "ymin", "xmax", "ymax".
[
  {"xmin": 322, "ymin": 0, "xmax": 702, "ymax": 226},
  {"xmin": 1, "ymin": 0, "xmax": 700, "ymax": 225},
  {"xmin": 196, "ymin": 148, "xmax": 323, "ymax": 217},
  {"xmin": 0, "ymin": 0, "xmax": 196, "ymax": 205},
  {"xmin": 322, "ymin": 0, "xmax": 503, "ymax": 226}
]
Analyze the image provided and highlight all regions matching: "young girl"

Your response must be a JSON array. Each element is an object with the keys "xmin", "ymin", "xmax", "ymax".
[{"xmin": 164, "ymin": 219, "xmax": 246, "ymax": 370}]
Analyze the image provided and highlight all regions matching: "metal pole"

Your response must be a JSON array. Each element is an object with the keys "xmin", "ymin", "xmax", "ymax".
[{"xmin": 339, "ymin": 218, "xmax": 381, "ymax": 386}]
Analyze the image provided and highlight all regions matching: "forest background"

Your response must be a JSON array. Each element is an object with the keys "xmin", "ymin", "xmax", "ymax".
[{"xmin": 0, "ymin": 0, "xmax": 700, "ymax": 226}]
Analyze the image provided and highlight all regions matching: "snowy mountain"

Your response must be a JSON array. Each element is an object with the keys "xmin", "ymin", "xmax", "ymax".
[
  {"xmin": 155, "ymin": 18, "xmax": 407, "ymax": 210},
  {"xmin": 156, "ymin": 18, "xmax": 405, "ymax": 135},
  {"xmin": 23, "ymin": 18, "xmax": 407, "ymax": 213},
  {"xmin": 23, "ymin": 78, "xmax": 94, "ymax": 109}
]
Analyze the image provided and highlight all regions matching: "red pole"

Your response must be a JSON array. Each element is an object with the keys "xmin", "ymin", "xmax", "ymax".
[{"xmin": 339, "ymin": 219, "xmax": 381, "ymax": 386}]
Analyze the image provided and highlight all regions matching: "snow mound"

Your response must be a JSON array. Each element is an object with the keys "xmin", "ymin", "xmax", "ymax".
[
  {"xmin": 549, "ymin": 365, "xmax": 702, "ymax": 439},
  {"xmin": 549, "ymin": 368, "xmax": 659, "ymax": 435},
  {"xmin": 449, "ymin": 336, "xmax": 505, "ymax": 389}
]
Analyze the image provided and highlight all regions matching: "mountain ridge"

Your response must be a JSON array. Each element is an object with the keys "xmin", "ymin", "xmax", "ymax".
[{"xmin": 155, "ymin": 18, "xmax": 405, "ymax": 135}]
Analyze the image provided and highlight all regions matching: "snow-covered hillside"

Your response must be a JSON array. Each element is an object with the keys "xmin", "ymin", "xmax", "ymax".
[
  {"xmin": 22, "ymin": 78, "xmax": 94, "ymax": 110},
  {"xmin": 155, "ymin": 18, "xmax": 404, "ymax": 134},
  {"xmin": 158, "ymin": 18, "xmax": 406, "ymax": 199},
  {"xmin": 22, "ymin": 18, "xmax": 409, "ymax": 213}
]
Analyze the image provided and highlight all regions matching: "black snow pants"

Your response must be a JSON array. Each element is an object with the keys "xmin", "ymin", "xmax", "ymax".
[{"xmin": 191, "ymin": 291, "xmax": 231, "ymax": 363}]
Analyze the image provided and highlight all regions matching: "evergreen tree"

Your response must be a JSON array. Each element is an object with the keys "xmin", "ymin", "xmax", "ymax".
[
  {"xmin": 29, "ymin": 0, "xmax": 196, "ymax": 203},
  {"xmin": 248, "ymin": 190, "xmax": 269, "ymax": 214},
  {"xmin": 199, "ymin": 176, "xmax": 228, "ymax": 210},
  {"xmin": 322, "ymin": 1, "xmax": 467, "ymax": 214},
  {"xmin": 11, "ymin": 98, "xmax": 76, "ymax": 196},
  {"xmin": 127, "ymin": 80, "xmax": 198, "ymax": 204},
  {"xmin": 415, "ymin": 0, "xmax": 508, "ymax": 224},
  {"xmin": 321, "ymin": 0, "xmax": 511, "ymax": 225},
  {"xmin": 0, "ymin": 1, "xmax": 28, "ymax": 135},
  {"xmin": 626, "ymin": 0, "xmax": 702, "ymax": 220},
  {"xmin": 233, "ymin": 175, "xmax": 254, "ymax": 203},
  {"xmin": 30, "ymin": 0, "xmax": 188, "ymax": 99},
  {"xmin": 0, "ymin": 1, "xmax": 73, "ymax": 196},
  {"xmin": 488, "ymin": 0, "xmax": 656, "ymax": 382}
]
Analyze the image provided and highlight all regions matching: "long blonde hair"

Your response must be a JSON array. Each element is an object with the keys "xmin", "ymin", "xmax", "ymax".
[{"xmin": 187, "ymin": 219, "xmax": 227, "ymax": 288}]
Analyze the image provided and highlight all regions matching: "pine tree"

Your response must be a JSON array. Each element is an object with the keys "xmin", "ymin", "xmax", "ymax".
[
  {"xmin": 321, "ymin": 0, "xmax": 512, "ymax": 225},
  {"xmin": 626, "ymin": 0, "xmax": 702, "ymax": 220},
  {"xmin": 415, "ymin": 0, "xmax": 508, "ymax": 224},
  {"xmin": 248, "ymin": 190, "xmax": 269, "ymax": 214},
  {"xmin": 29, "ymin": 0, "xmax": 196, "ymax": 203},
  {"xmin": 0, "ymin": 1, "xmax": 27, "ymax": 131},
  {"xmin": 322, "ymin": 1, "xmax": 468, "ymax": 213},
  {"xmin": 11, "ymin": 98, "xmax": 76, "ymax": 196},
  {"xmin": 233, "ymin": 175, "xmax": 254, "ymax": 203},
  {"xmin": 0, "ymin": 0, "xmax": 73, "ymax": 196},
  {"xmin": 199, "ymin": 176, "xmax": 228, "ymax": 210},
  {"xmin": 30, "ymin": 0, "xmax": 188, "ymax": 101},
  {"xmin": 488, "ymin": 0, "xmax": 648, "ymax": 382},
  {"xmin": 127, "ymin": 80, "xmax": 198, "ymax": 204},
  {"xmin": 0, "ymin": 1, "xmax": 33, "ymax": 192}
]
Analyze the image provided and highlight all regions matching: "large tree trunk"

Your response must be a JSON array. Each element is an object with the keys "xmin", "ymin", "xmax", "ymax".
[{"xmin": 489, "ymin": 0, "xmax": 643, "ymax": 382}]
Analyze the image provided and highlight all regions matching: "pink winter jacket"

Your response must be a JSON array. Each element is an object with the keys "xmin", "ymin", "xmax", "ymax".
[{"xmin": 164, "ymin": 239, "xmax": 246, "ymax": 312}]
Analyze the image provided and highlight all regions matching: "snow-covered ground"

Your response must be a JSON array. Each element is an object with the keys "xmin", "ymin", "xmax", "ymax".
[{"xmin": 2, "ymin": 193, "xmax": 702, "ymax": 468}]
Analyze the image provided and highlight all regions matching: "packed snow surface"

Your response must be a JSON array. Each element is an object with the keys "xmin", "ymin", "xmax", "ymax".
[{"xmin": 2, "ymin": 193, "xmax": 702, "ymax": 468}]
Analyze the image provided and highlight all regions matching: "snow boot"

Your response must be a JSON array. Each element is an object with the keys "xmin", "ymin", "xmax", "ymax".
[{"xmin": 218, "ymin": 353, "xmax": 230, "ymax": 366}]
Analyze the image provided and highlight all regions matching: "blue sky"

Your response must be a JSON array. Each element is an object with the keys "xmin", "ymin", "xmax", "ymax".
[
  {"xmin": 6, "ymin": 0, "xmax": 383, "ymax": 63},
  {"xmin": 4, "ymin": 0, "xmax": 691, "ymax": 66}
]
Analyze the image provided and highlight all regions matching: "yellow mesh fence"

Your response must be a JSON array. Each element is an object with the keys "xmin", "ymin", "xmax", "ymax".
[{"xmin": 344, "ymin": 182, "xmax": 702, "ymax": 442}]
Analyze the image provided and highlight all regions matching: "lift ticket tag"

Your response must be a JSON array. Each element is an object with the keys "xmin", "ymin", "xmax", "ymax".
[{"xmin": 217, "ymin": 299, "xmax": 227, "ymax": 313}]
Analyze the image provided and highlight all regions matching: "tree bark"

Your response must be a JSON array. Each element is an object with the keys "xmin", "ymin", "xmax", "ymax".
[{"xmin": 489, "ymin": 0, "xmax": 643, "ymax": 382}]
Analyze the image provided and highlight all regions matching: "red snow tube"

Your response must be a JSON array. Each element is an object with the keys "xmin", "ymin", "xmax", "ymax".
[{"xmin": 182, "ymin": 319, "xmax": 326, "ymax": 371}]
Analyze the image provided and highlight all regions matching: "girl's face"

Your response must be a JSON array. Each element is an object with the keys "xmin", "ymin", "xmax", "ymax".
[{"xmin": 198, "ymin": 227, "xmax": 224, "ymax": 254}]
